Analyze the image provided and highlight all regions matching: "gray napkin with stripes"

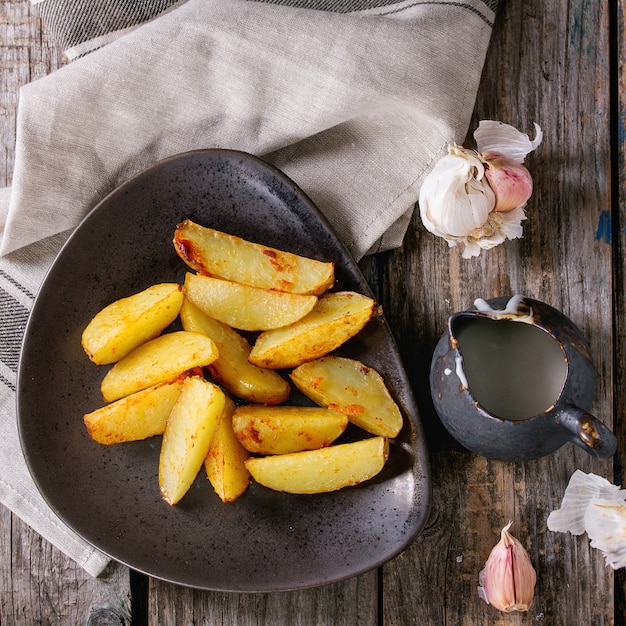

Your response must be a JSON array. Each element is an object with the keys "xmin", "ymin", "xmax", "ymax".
[{"xmin": 0, "ymin": 0, "xmax": 497, "ymax": 575}]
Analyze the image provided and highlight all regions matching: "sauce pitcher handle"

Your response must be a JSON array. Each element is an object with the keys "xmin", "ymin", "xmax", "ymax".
[{"xmin": 554, "ymin": 404, "xmax": 617, "ymax": 459}]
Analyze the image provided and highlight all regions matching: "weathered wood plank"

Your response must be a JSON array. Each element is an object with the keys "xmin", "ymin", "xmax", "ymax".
[
  {"xmin": 0, "ymin": 2, "xmax": 133, "ymax": 625},
  {"xmin": 0, "ymin": 0, "xmax": 67, "ymax": 183},
  {"xmin": 614, "ymin": 0, "xmax": 626, "ymax": 621},
  {"xmin": 380, "ymin": 1, "xmax": 615, "ymax": 624},
  {"xmin": 0, "ymin": 514, "xmax": 133, "ymax": 625},
  {"xmin": 146, "ymin": 573, "xmax": 378, "ymax": 625}
]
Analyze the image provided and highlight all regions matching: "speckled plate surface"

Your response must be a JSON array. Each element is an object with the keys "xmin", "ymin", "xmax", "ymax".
[{"xmin": 17, "ymin": 149, "xmax": 430, "ymax": 592}]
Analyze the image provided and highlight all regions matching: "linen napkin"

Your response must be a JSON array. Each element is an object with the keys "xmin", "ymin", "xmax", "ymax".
[{"xmin": 0, "ymin": 0, "xmax": 498, "ymax": 575}]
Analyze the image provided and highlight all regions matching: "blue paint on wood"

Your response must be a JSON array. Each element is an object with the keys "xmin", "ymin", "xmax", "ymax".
[{"xmin": 595, "ymin": 210, "xmax": 611, "ymax": 243}]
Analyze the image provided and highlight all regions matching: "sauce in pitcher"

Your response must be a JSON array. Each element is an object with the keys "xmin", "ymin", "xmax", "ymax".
[{"xmin": 454, "ymin": 317, "xmax": 568, "ymax": 421}]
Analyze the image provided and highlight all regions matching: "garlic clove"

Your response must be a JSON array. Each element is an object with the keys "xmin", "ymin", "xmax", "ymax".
[
  {"xmin": 475, "ymin": 121, "xmax": 542, "ymax": 213},
  {"xmin": 482, "ymin": 153, "xmax": 534, "ymax": 213},
  {"xmin": 474, "ymin": 121, "xmax": 543, "ymax": 163},
  {"xmin": 478, "ymin": 522, "xmax": 536, "ymax": 613}
]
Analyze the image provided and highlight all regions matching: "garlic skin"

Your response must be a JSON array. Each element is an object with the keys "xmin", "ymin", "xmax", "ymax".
[
  {"xmin": 585, "ymin": 501, "xmax": 626, "ymax": 569},
  {"xmin": 478, "ymin": 522, "xmax": 537, "ymax": 613},
  {"xmin": 418, "ymin": 121, "xmax": 542, "ymax": 257},
  {"xmin": 547, "ymin": 469, "xmax": 626, "ymax": 535},
  {"xmin": 474, "ymin": 120, "xmax": 544, "ymax": 163},
  {"xmin": 548, "ymin": 470, "xmax": 626, "ymax": 569},
  {"xmin": 460, "ymin": 206, "xmax": 527, "ymax": 259}
]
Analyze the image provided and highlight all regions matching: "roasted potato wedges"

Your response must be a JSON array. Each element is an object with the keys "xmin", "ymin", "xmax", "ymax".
[
  {"xmin": 82, "ymin": 220, "xmax": 396, "ymax": 504},
  {"xmin": 84, "ymin": 374, "xmax": 188, "ymax": 444},
  {"xmin": 82, "ymin": 283, "xmax": 183, "ymax": 365},
  {"xmin": 245, "ymin": 436, "xmax": 389, "ymax": 494},
  {"xmin": 290, "ymin": 356, "xmax": 403, "ymax": 437},
  {"xmin": 248, "ymin": 291, "xmax": 376, "ymax": 369},
  {"xmin": 184, "ymin": 272, "xmax": 317, "ymax": 331},
  {"xmin": 101, "ymin": 330, "xmax": 218, "ymax": 402},
  {"xmin": 232, "ymin": 405, "xmax": 348, "ymax": 455},
  {"xmin": 204, "ymin": 397, "xmax": 251, "ymax": 502},
  {"xmin": 180, "ymin": 298, "xmax": 290, "ymax": 405},
  {"xmin": 159, "ymin": 376, "xmax": 225, "ymax": 505},
  {"xmin": 174, "ymin": 220, "xmax": 334, "ymax": 295}
]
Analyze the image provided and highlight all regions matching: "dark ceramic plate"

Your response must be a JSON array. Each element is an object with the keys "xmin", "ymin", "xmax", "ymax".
[{"xmin": 17, "ymin": 149, "xmax": 430, "ymax": 592}]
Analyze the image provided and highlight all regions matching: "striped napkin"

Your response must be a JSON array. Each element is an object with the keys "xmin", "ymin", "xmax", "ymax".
[{"xmin": 0, "ymin": 0, "xmax": 497, "ymax": 574}]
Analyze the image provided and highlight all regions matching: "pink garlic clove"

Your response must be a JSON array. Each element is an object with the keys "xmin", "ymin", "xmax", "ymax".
[
  {"xmin": 478, "ymin": 522, "xmax": 537, "ymax": 612},
  {"xmin": 482, "ymin": 152, "xmax": 534, "ymax": 213}
]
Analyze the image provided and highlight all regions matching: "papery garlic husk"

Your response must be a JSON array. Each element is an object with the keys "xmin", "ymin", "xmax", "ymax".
[
  {"xmin": 584, "ymin": 500, "xmax": 626, "ymax": 569},
  {"xmin": 478, "ymin": 522, "xmax": 536, "ymax": 613},
  {"xmin": 547, "ymin": 469, "xmax": 626, "ymax": 535},
  {"xmin": 474, "ymin": 120, "xmax": 543, "ymax": 163},
  {"xmin": 461, "ymin": 206, "xmax": 527, "ymax": 259},
  {"xmin": 547, "ymin": 470, "xmax": 626, "ymax": 569}
]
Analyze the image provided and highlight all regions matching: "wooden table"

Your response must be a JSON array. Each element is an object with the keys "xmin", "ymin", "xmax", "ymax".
[{"xmin": 2, "ymin": 0, "xmax": 625, "ymax": 624}]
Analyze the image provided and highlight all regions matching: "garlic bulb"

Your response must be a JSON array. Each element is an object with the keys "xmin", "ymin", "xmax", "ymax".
[
  {"xmin": 418, "ymin": 121, "xmax": 542, "ymax": 258},
  {"xmin": 548, "ymin": 470, "xmax": 626, "ymax": 569},
  {"xmin": 419, "ymin": 145, "xmax": 494, "ymax": 240},
  {"xmin": 478, "ymin": 522, "xmax": 537, "ymax": 612}
]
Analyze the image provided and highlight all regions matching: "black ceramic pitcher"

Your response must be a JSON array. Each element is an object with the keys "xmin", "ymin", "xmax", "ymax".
[{"xmin": 430, "ymin": 295, "xmax": 617, "ymax": 461}]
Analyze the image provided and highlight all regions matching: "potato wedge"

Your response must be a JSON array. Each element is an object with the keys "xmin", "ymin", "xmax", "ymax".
[
  {"xmin": 245, "ymin": 436, "xmax": 389, "ymax": 494},
  {"xmin": 232, "ymin": 405, "xmax": 348, "ymax": 455},
  {"xmin": 101, "ymin": 330, "xmax": 218, "ymax": 402},
  {"xmin": 290, "ymin": 357, "xmax": 403, "ymax": 437},
  {"xmin": 174, "ymin": 219, "xmax": 334, "ymax": 295},
  {"xmin": 82, "ymin": 283, "xmax": 183, "ymax": 364},
  {"xmin": 248, "ymin": 291, "xmax": 376, "ymax": 369},
  {"xmin": 84, "ymin": 373, "xmax": 189, "ymax": 444},
  {"xmin": 184, "ymin": 273, "xmax": 317, "ymax": 331},
  {"xmin": 205, "ymin": 397, "xmax": 251, "ymax": 502},
  {"xmin": 159, "ymin": 376, "xmax": 225, "ymax": 505},
  {"xmin": 180, "ymin": 298, "xmax": 290, "ymax": 405}
]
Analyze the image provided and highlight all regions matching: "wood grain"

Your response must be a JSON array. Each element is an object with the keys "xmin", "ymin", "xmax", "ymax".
[
  {"xmin": 614, "ymin": 0, "xmax": 626, "ymax": 621},
  {"xmin": 378, "ymin": 1, "xmax": 616, "ymax": 624},
  {"xmin": 0, "ymin": 0, "xmax": 621, "ymax": 624},
  {"xmin": 147, "ymin": 575, "xmax": 378, "ymax": 626}
]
